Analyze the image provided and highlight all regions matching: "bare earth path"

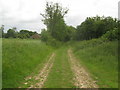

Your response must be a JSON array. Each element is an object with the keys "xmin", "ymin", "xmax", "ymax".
[
  {"xmin": 20, "ymin": 53, "xmax": 55, "ymax": 88},
  {"xmin": 68, "ymin": 49, "xmax": 98, "ymax": 88},
  {"xmin": 20, "ymin": 49, "xmax": 99, "ymax": 88}
]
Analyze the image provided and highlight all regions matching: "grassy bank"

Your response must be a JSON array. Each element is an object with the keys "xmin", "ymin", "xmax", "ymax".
[
  {"xmin": 71, "ymin": 39, "xmax": 118, "ymax": 88},
  {"xmin": 43, "ymin": 47, "xmax": 74, "ymax": 88},
  {"xmin": 0, "ymin": 38, "xmax": 2, "ymax": 89},
  {"xmin": 2, "ymin": 39, "xmax": 54, "ymax": 88}
]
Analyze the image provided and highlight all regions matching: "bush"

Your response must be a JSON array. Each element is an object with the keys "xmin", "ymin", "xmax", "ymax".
[
  {"xmin": 101, "ymin": 28, "xmax": 119, "ymax": 41},
  {"xmin": 41, "ymin": 30, "xmax": 62, "ymax": 48}
]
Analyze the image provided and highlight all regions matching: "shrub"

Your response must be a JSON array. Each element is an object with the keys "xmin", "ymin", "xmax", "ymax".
[
  {"xmin": 41, "ymin": 30, "xmax": 62, "ymax": 48},
  {"xmin": 101, "ymin": 28, "xmax": 119, "ymax": 41}
]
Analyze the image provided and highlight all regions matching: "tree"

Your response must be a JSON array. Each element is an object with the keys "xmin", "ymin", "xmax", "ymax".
[
  {"xmin": 41, "ymin": 2, "xmax": 69, "ymax": 41},
  {"xmin": 41, "ymin": 29, "xmax": 51, "ymax": 42},
  {"xmin": 6, "ymin": 27, "xmax": 17, "ymax": 38},
  {"xmin": 0, "ymin": 25, "xmax": 4, "ymax": 38},
  {"xmin": 101, "ymin": 28, "xmax": 119, "ymax": 41},
  {"xmin": 18, "ymin": 30, "xmax": 37, "ymax": 39},
  {"xmin": 65, "ymin": 26, "xmax": 76, "ymax": 41},
  {"xmin": 76, "ymin": 16, "xmax": 118, "ymax": 40}
]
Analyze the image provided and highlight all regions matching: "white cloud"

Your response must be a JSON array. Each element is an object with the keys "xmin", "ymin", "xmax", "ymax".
[{"xmin": 0, "ymin": 0, "xmax": 119, "ymax": 33}]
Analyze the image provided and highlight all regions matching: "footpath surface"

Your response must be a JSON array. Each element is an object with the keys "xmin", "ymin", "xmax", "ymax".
[
  {"xmin": 20, "ymin": 48, "xmax": 98, "ymax": 88},
  {"xmin": 68, "ymin": 49, "xmax": 98, "ymax": 88}
]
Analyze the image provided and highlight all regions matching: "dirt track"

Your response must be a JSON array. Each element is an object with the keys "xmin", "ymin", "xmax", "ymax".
[
  {"xmin": 31, "ymin": 53, "xmax": 55, "ymax": 88},
  {"xmin": 20, "ymin": 53, "xmax": 55, "ymax": 89},
  {"xmin": 68, "ymin": 49, "xmax": 98, "ymax": 88},
  {"xmin": 20, "ymin": 49, "xmax": 99, "ymax": 88}
]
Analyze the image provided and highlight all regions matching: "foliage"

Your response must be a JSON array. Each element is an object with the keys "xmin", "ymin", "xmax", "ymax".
[
  {"xmin": 41, "ymin": 2, "xmax": 69, "ymax": 42},
  {"xmin": 66, "ymin": 26, "xmax": 76, "ymax": 40},
  {"xmin": 41, "ymin": 29, "xmax": 62, "ymax": 47},
  {"xmin": 2, "ymin": 27, "xmax": 38, "ymax": 39},
  {"xmin": 5, "ymin": 27, "xmax": 17, "ymax": 38},
  {"xmin": 41, "ymin": 29, "xmax": 51, "ymax": 42},
  {"xmin": 76, "ymin": 16, "xmax": 118, "ymax": 40},
  {"xmin": 18, "ymin": 30, "xmax": 37, "ymax": 39},
  {"xmin": 101, "ymin": 28, "xmax": 119, "ymax": 41}
]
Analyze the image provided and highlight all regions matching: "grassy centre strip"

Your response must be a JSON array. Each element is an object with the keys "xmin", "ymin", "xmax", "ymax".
[{"xmin": 43, "ymin": 47, "xmax": 74, "ymax": 88}]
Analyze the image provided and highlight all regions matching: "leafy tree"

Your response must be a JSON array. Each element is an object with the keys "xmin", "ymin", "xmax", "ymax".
[
  {"xmin": 6, "ymin": 27, "xmax": 17, "ymax": 38},
  {"xmin": 76, "ymin": 16, "xmax": 118, "ymax": 40},
  {"xmin": 66, "ymin": 26, "xmax": 76, "ymax": 40},
  {"xmin": 41, "ymin": 29, "xmax": 50, "ymax": 42},
  {"xmin": 41, "ymin": 2, "xmax": 69, "ymax": 41},
  {"xmin": 101, "ymin": 28, "xmax": 119, "ymax": 41},
  {"xmin": 41, "ymin": 29, "xmax": 61, "ymax": 47}
]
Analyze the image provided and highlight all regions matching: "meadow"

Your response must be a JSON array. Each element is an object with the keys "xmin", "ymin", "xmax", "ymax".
[
  {"xmin": 2, "ymin": 38, "xmax": 118, "ymax": 88},
  {"xmin": 2, "ymin": 39, "xmax": 54, "ymax": 88}
]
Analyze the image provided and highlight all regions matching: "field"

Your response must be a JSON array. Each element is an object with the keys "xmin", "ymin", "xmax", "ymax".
[
  {"xmin": 2, "ymin": 39, "xmax": 54, "ymax": 88},
  {"xmin": 2, "ymin": 39, "xmax": 118, "ymax": 88}
]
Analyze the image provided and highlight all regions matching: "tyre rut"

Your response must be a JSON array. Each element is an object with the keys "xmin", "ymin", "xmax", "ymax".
[
  {"xmin": 68, "ymin": 49, "xmax": 98, "ymax": 88},
  {"xmin": 20, "ymin": 53, "xmax": 55, "ymax": 88}
]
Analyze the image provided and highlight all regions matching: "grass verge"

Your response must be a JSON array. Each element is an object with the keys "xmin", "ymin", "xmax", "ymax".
[{"xmin": 71, "ymin": 39, "xmax": 118, "ymax": 88}]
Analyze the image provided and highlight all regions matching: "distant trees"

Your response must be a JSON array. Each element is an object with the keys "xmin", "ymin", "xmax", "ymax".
[
  {"xmin": 65, "ymin": 26, "xmax": 76, "ymax": 41},
  {"xmin": 76, "ymin": 16, "xmax": 118, "ymax": 40},
  {"xmin": 1, "ymin": 26, "xmax": 39, "ymax": 39},
  {"xmin": 1, "ymin": 2, "xmax": 118, "ymax": 42},
  {"xmin": 41, "ymin": 2, "xmax": 118, "ymax": 44},
  {"xmin": 5, "ymin": 27, "xmax": 17, "ymax": 38},
  {"xmin": 18, "ymin": 30, "xmax": 37, "ymax": 39}
]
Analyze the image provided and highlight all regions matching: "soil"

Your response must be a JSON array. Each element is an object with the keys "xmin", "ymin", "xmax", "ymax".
[{"xmin": 68, "ymin": 49, "xmax": 98, "ymax": 88}]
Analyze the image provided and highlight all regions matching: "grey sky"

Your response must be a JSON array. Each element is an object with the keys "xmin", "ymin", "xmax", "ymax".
[{"xmin": 0, "ymin": 0, "xmax": 119, "ymax": 33}]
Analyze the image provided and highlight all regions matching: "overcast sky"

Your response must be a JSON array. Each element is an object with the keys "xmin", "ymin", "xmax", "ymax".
[{"xmin": 0, "ymin": 0, "xmax": 119, "ymax": 33}]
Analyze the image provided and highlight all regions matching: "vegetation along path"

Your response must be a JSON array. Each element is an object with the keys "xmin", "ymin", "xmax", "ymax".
[
  {"xmin": 20, "ymin": 48, "xmax": 99, "ymax": 88},
  {"xmin": 68, "ymin": 49, "xmax": 98, "ymax": 88},
  {"xmin": 20, "ymin": 53, "xmax": 55, "ymax": 88}
]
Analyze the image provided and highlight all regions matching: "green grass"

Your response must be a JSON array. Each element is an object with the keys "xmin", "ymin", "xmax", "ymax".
[
  {"xmin": 2, "ymin": 38, "xmax": 118, "ymax": 88},
  {"xmin": 2, "ymin": 39, "xmax": 54, "ymax": 88},
  {"xmin": 43, "ymin": 47, "xmax": 74, "ymax": 88},
  {"xmin": 71, "ymin": 39, "xmax": 118, "ymax": 88},
  {"xmin": 0, "ymin": 38, "xmax": 2, "ymax": 89}
]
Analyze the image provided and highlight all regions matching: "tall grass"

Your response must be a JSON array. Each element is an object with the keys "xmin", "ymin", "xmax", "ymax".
[
  {"xmin": 71, "ymin": 39, "xmax": 118, "ymax": 88},
  {"xmin": 0, "ymin": 38, "xmax": 2, "ymax": 89},
  {"xmin": 2, "ymin": 39, "xmax": 54, "ymax": 88}
]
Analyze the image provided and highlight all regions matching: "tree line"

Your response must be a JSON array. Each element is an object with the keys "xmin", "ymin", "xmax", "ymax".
[
  {"xmin": 0, "ymin": 26, "xmax": 40, "ymax": 39},
  {"xmin": 40, "ymin": 2, "xmax": 119, "ymax": 46},
  {"xmin": 0, "ymin": 2, "xmax": 119, "ymax": 42},
  {"xmin": 76, "ymin": 16, "xmax": 119, "ymax": 41}
]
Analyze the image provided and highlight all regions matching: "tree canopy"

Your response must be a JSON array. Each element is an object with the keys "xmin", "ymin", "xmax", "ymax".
[
  {"xmin": 41, "ymin": 2, "xmax": 70, "ymax": 42},
  {"xmin": 76, "ymin": 16, "xmax": 118, "ymax": 40}
]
